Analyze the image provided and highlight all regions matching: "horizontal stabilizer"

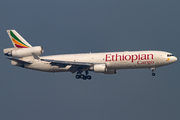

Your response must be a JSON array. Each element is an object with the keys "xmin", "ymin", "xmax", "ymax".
[{"xmin": 7, "ymin": 57, "xmax": 32, "ymax": 64}]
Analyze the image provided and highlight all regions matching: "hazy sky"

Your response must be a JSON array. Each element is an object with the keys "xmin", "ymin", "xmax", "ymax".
[{"xmin": 1, "ymin": 0, "xmax": 180, "ymax": 120}]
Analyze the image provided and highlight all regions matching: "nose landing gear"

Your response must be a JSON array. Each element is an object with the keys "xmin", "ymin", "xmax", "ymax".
[
  {"xmin": 152, "ymin": 73, "xmax": 155, "ymax": 76},
  {"xmin": 151, "ymin": 68, "xmax": 156, "ymax": 76},
  {"xmin": 75, "ymin": 71, "xmax": 92, "ymax": 80}
]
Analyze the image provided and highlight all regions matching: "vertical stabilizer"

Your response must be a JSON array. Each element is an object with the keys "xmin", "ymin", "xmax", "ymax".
[{"xmin": 7, "ymin": 30, "xmax": 32, "ymax": 48}]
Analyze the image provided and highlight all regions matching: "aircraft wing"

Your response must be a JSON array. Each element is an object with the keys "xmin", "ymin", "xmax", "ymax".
[
  {"xmin": 7, "ymin": 57, "xmax": 32, "ymax": 64},
  {"xmin": 41, "ymin": 59, "xmax": 93, "ymax": 73},
  {"xmin": 41, "ymin": 59, "xmax": 92, "ymax": 66}
]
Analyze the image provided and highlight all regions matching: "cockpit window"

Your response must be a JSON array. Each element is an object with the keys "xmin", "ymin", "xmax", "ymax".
[{"xmin": 167, "ymin": 54, "xmax": 174, "ymax": 57}]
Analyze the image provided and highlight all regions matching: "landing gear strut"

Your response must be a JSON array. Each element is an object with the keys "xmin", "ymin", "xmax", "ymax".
[
  {"xmin": 151, "ymin": 68, "xmax": 156, "ymax": 76},
  {"xmin": 75, "ymin": 71, "xmax": 92, "ymax": 80}
]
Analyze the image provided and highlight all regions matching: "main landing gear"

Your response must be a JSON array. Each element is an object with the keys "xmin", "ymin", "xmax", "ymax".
[
  {"xmin": 151, "ymin": 68, "xmax": 156, "ymax": 76},
  {"xmin": 75, "ymin": 71, "xmax": 92, "ymax": 80}
]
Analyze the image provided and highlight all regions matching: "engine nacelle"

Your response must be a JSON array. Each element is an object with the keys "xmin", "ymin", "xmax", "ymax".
[
  {"xmin": 4, "ymin": 46, "xmax": 43, "ymax": 58},
  {"xmin": 104, "ymin": 69, "xmax": 117, "ymax": 74},
  {"xmin": 93, "ymin": 64, "xmax": 117, "ymax": 74},
  {"xmin": 93, "ymin": 64, "xmax": 107, "ymax": 73}
]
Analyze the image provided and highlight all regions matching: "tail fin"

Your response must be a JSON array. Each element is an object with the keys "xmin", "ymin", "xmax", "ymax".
[{"xmin": 7, "ymin": 30, "xmax": 32, "ymax": 48}]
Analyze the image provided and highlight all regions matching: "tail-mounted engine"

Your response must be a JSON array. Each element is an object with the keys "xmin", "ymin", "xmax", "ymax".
[{"xmin": 3, "ymin": 46, "xmax": 43, "ymax": 58}]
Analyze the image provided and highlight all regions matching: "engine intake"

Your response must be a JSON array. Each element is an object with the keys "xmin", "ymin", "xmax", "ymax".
[{"xmin": 93, "ymin": 64, "xmax": 106, "ymax": 73}]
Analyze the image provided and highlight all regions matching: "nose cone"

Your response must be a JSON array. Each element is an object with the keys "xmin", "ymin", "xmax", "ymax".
[
  {"xmin": 172, "ymin": 56, "xmax": 178, "ymax": 63},
  {"xmin": 175, "ymin": 56, "xmax": 178, "ymax": 61}
]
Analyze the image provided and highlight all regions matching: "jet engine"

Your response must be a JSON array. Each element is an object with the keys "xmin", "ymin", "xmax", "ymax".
[
  {"xmin": 93, "ymin": 64, "xmax": 107, "ymax": 73},
  {"xmin": 105, "ymin": 69, "xmax": 117, "ymax": 74},
  {"xmin": 4, "ymin": 46, "xmax": 43, "ymax": 58},
  {"xmin": 93, "ymin": 64, "xmax": 116, "ymax": 74}
]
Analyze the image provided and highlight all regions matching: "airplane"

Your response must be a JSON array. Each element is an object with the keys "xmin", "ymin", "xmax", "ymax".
[{"xmin": 3, "ymin": 30, "xmax": 178, "ymax": 80}]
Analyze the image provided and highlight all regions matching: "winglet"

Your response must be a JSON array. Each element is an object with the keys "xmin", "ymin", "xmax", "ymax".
[{"xmin": 7, "ymin": 30, "xmax": 32, "ymax": 48}]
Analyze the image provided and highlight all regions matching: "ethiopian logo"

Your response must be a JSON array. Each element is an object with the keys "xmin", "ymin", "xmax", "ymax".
[{"xmin": 105, "ymin": 53, "xmax": 154, "ymax": 64}]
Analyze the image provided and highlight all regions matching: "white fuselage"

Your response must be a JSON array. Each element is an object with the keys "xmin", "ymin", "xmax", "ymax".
[
  {"xmin": 5, "ymin": 30, "xmax": 178, "ymax": 78},
  {"xmin": 23, "ymin": 50, "xmax": 177, "ymax": 72}
]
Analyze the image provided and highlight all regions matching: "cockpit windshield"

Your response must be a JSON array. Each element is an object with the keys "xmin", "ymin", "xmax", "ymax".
[{"xmin": 167, "ymin": 54, "xmax": 174, "ymax": 57}]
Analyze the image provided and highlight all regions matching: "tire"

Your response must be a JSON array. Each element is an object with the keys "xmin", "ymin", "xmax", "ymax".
[
  {"xmin": 87, "ymin": 75, "xmax": 92, "ymax": 80},
  {"xmin": 75, "ymin": 75, "xmax": 80, "ymax": 79},
  {"xmin": 80, "ymin": 75, "xmax": 84, "ymax": 78},
  {"xmin": 83, "ymin": 76, "xmax": 87, "ymax": 80},
  {"xmin": 152, "ymin": 73, "xmax": 155, "ymax": 76}
]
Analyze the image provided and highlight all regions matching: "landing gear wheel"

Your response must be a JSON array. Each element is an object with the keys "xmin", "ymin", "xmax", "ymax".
[
  {"xmin": 75, "ymin": 71, "xmax": 92, "ymax": 80},
  {"xmin": 80, "ymin": 75, "xmax": 84, "ymax": 79},
  {"xmin": 75, "ymin": 75, "xmax": 80, "ymax": 79},
  {"xmin": 87, "ymin": 75, "xmax": 92, "ymax": 80},
  {"xmin": 151, "ymin": 68, "xmax": 156, "ymax": 77},
  {"xmin": 83, "ymin": 76, "xmax": 87, "ymax": 80}
]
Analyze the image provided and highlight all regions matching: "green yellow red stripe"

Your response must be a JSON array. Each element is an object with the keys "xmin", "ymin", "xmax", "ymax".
[
  {"xmin": 12, "ymin": 38, "xmax": 29, "ymax": 48},
  {"xmin": 10, "ymin": 30, "xmax": 29, "ymax": 48}
]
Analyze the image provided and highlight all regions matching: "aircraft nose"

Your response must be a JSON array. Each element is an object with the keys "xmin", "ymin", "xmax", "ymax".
[
  {"xmin": 175, "ymin": 56, "xmax": 178, "ymax": 61},
  {"xmin": 172, "ymin": 56, "xmax": 178, "ymax": 63}
]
